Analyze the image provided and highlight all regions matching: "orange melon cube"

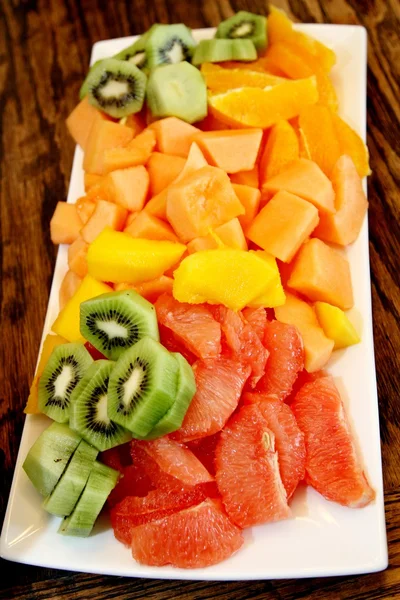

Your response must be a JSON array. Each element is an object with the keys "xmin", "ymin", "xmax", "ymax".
[
  {"xmin": 126, "ymin": 212, "xmax": 138, "ymax": 227},
  {"xmin": 81, "ymin": 200, "xmax": 128, "ymax": 244},
  {"xmin": 230, "ymin": 166, "xmax": 259, "ymax": 188},
  {"xmin": 176, "ymin": 142, "xmax": 208, "ymax": 179},
  {"xmin": 84, "ymin": 172, "xmax": 103, "ymax": 191},
  {"xmin": 247, "ymin": 191, "xmax": 319, "ymax": 262},
  {"xmin": 275, "ymin": 292, "xmax": 334, "ymax": 372},
  {"xmin": 263, "ymin": 158, "xmax": 335, "ymax": 214},
  {"xmin": 68, "ymin": 235, "xmax": 89, "ymax": 277},
  {"xmin": 85, "ymin": 178, "xmax": 113, "ymax": 203},
  {"xmin": 100, "ymin": 128, "xmax": 156, "ymax": 175},
  {"xmin": 107, "ymin": 165, "xmax": 149, "ymax": 211},
  {"xmin": 187, "ymin": 218, "xmax": 247, "ymax": 253},
  {"xmin": 150, "ymin": 117, "xmax": 200, "ymax": 157},
  {"xmin": 115, "ymin": 276, "xmax": 174, "ymax": 304},
  {"xmin": 166, "ymin": 165, "xmax": 245, "ymax": 242},
  {"xmin": 314, "ymin": 155, "xmax": 368, "ymax": 246},
  {"xmin": 50, "ymin": 202, "xmax": 83, "ymax": 245},
  {"xmin": 124, "ymin": 210, "xmax": 178, "ymax": 242},
  {"xmin": 187, "ymin": 236, "xmax": 216, "ymax": 254},
  {"xmin": 59, "ymin": 270, "xmax": 83, "ymax": 310},
  {"xmin": 128, "ymin": 128, "xmax": 157, "ymax": 153},
  {"xmin": 124, "ymin": 112, "xmax": 146, "ymax": 136},
  {"xmin": 259, "ymin": 120, "xmax": 299, "ymax": 185},
  {"xmin": 147, "ymin": 152, "xmax": 186, "ymax": 196},
  {"xmin": 83, "ymin": 120, "xmax": 134, "ymax": 175},
  {"xmin": 288, "ymin": 238, "xmax": 354, "ymax": 310},
  {"xmin": 66, "ymin": 97, "xmax": 111, "ymax": 150},
  {"xmin": 144, "ymin": 189, "xmax": 168, "ymax": 221},
  {"xmin": 194, "ymin": 129, "xmax": 263, "ymax": 174},
  {"xmin": 75, "ymin": 197, "xmax": 96, "ymax": 225},
  {"xmin": 232, "ymin": 184, "xmax": 261, "ymax": 232}
]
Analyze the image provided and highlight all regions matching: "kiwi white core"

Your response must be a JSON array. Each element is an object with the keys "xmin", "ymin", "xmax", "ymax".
[
  {"xmin": 96, "ymin": 320, "xmax": 129, "ymax": 339},
  {"xmin": 122, "ymin": 366, "xmax": 145, "ymax": 406},
  {"xmin": 231, "ymin": 23, "xmax": 253, "ymax": 37},
  {"xmin": 129, "ymin": 52, "xmax": 145, "ymax": 65},
  {"xmin": 166, "ymin": 42, "xmax": 186, "ymax": 64},
  {"xmin": 54, "ymin": 365, "xmax": 74, "ymax": 399},
  {"xmin": 101, "ymin": 80, "xmax": 129, "ymax": 99},
  {"xmin": 96, "ymin": 394, "xmax": 111, "ymax": 423}
]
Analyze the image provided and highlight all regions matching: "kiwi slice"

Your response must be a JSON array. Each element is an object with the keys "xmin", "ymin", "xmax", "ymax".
[
  {"xmin": 147, "ymin": 61, "xmax": 207, "ymax": 124},
  {"xmin": 144, "ymin": 352, "xmax": 196, "ymax": 439},
  {"xmin": 192, "ymin": 39, "xmax": 257, "ymax": 65},
  {"xmin": 43, "ymin": 439, "xmax": 98, "ymax": 517},
  {"xmin": 80, "ymin": 290, "xmax": 159, "ymax": 361},
  {"xmin": 69, "ymin": 360, "xmax": 131, "ymax": 451},
  {"xmin": 113, "ymin": 30, "xmax": 152, "ymax": 70},
  {"xmin": 86, "ymin": 58, "xmax": 147, "ymax": 118},
  {"xmin": 38, "ymin": 342, "xmax": 93, "ymax": 423},
  {"xmin": 108, "ymin": 336, "xmax": 179, "ymax": 438},
  {"xmin": 59, "ymin": 460, "xmax": 119, "ymax": 537},
  {"xmin": 23, "ymin": 422, "xmax": 81, "ymax": 497},
  {"xmin": 145, "ymin": 24, "xmax": 196, "ymax": 69},
  {"xmin": 216, "ymin": 11, "xmax": 268, "ymax": 52}
]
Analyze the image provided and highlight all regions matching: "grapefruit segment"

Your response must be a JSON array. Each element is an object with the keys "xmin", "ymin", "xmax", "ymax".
[
  {"xmin": 292, "ymin": 376, "xmax": 375, "ymax": 507},
  {"xmin": 242, "ymin": 307, "xmax": 267, "ymax": 342},
  {"xmin": 215, "ymin": 404, "xmax": 291, "ymax": 527}
]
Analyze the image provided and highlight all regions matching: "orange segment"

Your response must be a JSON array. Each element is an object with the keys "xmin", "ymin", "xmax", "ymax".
[
  {"xmin": 331, "ymin": 112, "xmax": 371, "ymax": 178},
  {"xmin": 201, "ymin": 62, "xmax": 286, "ymax": 93},
  {"xmin": 259, "ymin": 120, "xmax": 299, "ymax": 184},
  {"xmin": 298, "ymin": 105, "xmax": 341, "ymax": 176},
  {"xmin": 195, "ymin": 129, "xmax": 263, "ymax": 173},
  {"xmin": 208, "ymin": 77, "xmax": 318, "ymax": 129},
  {"xmin": 219, "ymin": 58, "xmax": 287, "ymax": 77}
]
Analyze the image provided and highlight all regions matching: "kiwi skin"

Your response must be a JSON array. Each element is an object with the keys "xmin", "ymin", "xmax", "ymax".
[{"xmin": 216, "ymin": 11, "xmax": 268, "ymax": 52}]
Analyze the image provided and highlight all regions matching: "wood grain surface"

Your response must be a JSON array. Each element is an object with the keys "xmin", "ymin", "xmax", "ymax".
[{"xmin": 1, "ymin": 0, "xmax": 399, "ymax": 598}]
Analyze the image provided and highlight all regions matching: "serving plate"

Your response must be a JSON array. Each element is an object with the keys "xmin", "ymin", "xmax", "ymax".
[{"xmin": 0, "ymin": 25, "xmax": 388, "ymax": 580}]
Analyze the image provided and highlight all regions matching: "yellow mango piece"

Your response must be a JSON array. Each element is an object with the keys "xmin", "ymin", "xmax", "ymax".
[
  {"xmin": 87, "ymin": 227, "xmax": 186, "ymax": 284},
  {"xmin": 314, "ymin": 302, "xmax": 360, "ymax": 349},
  {"xmin": 24, "ymin": 334, "xmax": 67, "ymax": 414},
  {"xmin": 52, "ymin": 275, "xmax": 112, "ymax": 341},
  {"xmin": 173, "ymin": 249, "xmax": 277, "ymax": 311},
  {"xmin": 208, "ymin": 77, "xmax": 319, "ymax": 129},
  {"xmin": 247, "ymin": 251, "xmax": 286, "ymax": 308}
]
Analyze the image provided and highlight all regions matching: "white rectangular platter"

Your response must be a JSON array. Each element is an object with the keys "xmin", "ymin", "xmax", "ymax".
[{"xmin": 0, "ymin": 25, "xmax": 388, "ymax": 580}]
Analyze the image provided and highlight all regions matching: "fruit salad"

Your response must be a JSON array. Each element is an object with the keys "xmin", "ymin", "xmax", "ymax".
[{"xmin": 22, "ymin": 7, "xmax": 374, "ymax": 570}]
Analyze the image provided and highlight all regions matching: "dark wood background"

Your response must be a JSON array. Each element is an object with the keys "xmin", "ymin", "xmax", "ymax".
[{"xmin": 1, "ymin": 0, "xmax": 399, "ymax": 598}]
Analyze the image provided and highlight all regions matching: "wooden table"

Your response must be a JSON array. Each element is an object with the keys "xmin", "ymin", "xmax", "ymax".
[{"xmin": 1, "ymin": 0, "xmax": 399, "ymax": 598}]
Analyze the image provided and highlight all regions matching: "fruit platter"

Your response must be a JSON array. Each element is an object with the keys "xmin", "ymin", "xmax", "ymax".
[{"xmin": 1, "ymin": 8, "xmax": 388, "ymax": 580}]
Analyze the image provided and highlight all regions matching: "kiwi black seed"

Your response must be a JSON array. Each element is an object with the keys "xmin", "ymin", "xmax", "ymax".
[
  {"xmin": 69, "ymin": 360, "xmax": 131, "ymax": 452},
  {"xmin": 80, "ymin": 290, "xmax": 159, "ymax": 361},
  {"xmin": 85, "ymin": 58, "xmax": 147, "ymax": 118},
  {"xmin": 38, "ymin": 342, "xmax": 93, "ymax": 423}
]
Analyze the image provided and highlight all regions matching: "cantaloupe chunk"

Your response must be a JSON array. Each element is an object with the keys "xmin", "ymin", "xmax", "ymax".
[
  {"xmin": 100, "ymin": 128, "xmax": 156, "ymax": 174},
  {"xmin": 187, "ymin": 218, "xmax": 247, "ymax": 253},
  {"xmin": 68, "ymin": 235, "xmax": 89, "ymax": 277},
  {"xmin": 85, "ymin": 178, "xmax": 113, "ymax": 203},
  {"xmin": 232, "ymin": 183, "xmax": 261, "ymax": 232},
  {"xmin": 313, "ymin": 155, "xmax": 368, "ymax": 245},
  {"xmin": 147, "ymin": 153, "xmax": 186, "ymax": 196},
  {"xmin": 75, "ymin": 197, "xmax": 96, "ymax": 224},
  {"xmin": 176, "ymin": 142, "xmax": 208, "ymax": 179},
  {"xmin": 314, "ymin": 301, "xmax": 360, "ymax": 349},
  {"xmin": 229, "ymin": 166, "xmax": 259, "ymax": 188},
  {"xmin": 247, "ymin": 191, "xmax": 319, "ymax": 262},
  {"xmin": 81, "ymin": 200, "xmax": 128, "ymax": 244},
  {"xmin": 259, "ymin": 120, "xmax": 299, "ymax": 185},
  {"xmin": 150, "ymin": 117, "xmax": 200, "ymax": 157},
  {"xmin": 126, "ymin": 212, "xmax": 138, "ymax": 227},
  {"xmin": 288, "ymin": 238, "xmax": 354, "ymax": 310},
  {"xmin": 83, "ymin": 120, "xmax": 134, "ymax": 175},
  {"xmin": 115, "ymin": 276, "xmax": 174, "ymax": 303},
  {"xmin": 194, "ymin": 129, "xmax": 263, "ymax": 174},
  {"xmin": 59, "ymin": 270, "xmax": 83, "ymax": 310},
  {"xmin": 107, "ymin": 166, "xmax": 149, "ymax": 211},
  {"xmin": 275, "ymin": 292, "xmax": 334, "ymax": 372},
  {"xmin": 24, "ymin": 334, "xmax": 68, "ymax": 414},
  {"xmin": 66, "ymin": 97, "xmax": 111, "ymax": 150},
  {"xmin": 144, "ymin": 189, "xmax": 169, "ymax": 221},
  {"xmin": 125, "ymin": 112, "xmax": 146, "ymax": 136},
  {"xmin": 84, "ymin": 173, "xmax": 103, "ymax": 191},
  {"xmin": 124, "ymin": 210, "xmax": 178, "ymax": 242},
  {"xmin": 52, "ymin": 275, "xmax": 113, "ymax": 341},
  {"xmin": 263, "ymin": 158, "xmax": 335, "ymax": 214},
  {"xmin": 50, "ymin": 202, "xmax": 83, "ymax": 245},
  {"xmin": 166, "ymin": 165, "xmax": 245, "ymax": 242}
]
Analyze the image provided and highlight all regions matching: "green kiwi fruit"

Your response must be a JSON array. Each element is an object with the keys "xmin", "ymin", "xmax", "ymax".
[
  {"xmin": 145, "ymin": 24, "xmax": 196, "ymax": 69},
  {"xmin": 85, "ymin": 58, "xmax": 147, "ymax": 118},
  {"xmin": 146, "ymin": 61, "xmax": 207, "ymax": 124},
  {"xmin": 59, "ymin": 461, "xmax": 119, "ymax": 537},
  {"xmin": 80, "ymin": 290, "xmax": 159, "ymax": 361},
  {"xmin": 43, "ymin": 439, "xmax": 98, "ymax": 517},
  {"xmin": 107, "ymin": 336, "xmax": 179, "ymax": 438},
  {"xmin": 216, "ymin": 11, "xmax": 268, "ymax": 52},
  {"xmin": 113, "ymin": 30, "xmax": 152, "ymax": 70},
  {"xmin": 22, "ymin": 422, "xmax": 82, "ymax": 497},
  {"xmin": 192, "ymin": 39, "xmax": 257, "ymax": 65},
  {"xmin": 38, "ymin": 342, "xmax": 93, "ymax": 423},
  {"xmin": 143, "ymin": 352, "xmax": 196, "ymax": 439},
  {"xmin": 69, "ymin": 360, "xmax": 131, "ymax": 451}
]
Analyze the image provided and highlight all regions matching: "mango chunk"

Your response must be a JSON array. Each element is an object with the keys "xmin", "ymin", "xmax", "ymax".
[
  {"xmin": 314, "ymin": 302, "xmax": 360, "ymax": 349},
  {"xmin": 247, "ymin": 251, "xmax": 286, "ymax": 308}
]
